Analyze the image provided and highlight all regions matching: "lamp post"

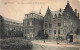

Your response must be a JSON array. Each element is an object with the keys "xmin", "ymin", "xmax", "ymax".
[{"xmin": 44, "ymin": 17, "xmax": 45, "ymax": 43}]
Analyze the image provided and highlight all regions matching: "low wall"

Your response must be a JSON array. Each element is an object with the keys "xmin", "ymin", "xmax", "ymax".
[{"xmin": 73, "ymin": 35, "xmax": 80, "ymax": 43}]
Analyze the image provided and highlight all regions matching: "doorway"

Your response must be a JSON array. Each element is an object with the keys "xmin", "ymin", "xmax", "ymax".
[{"xmin": 69, "ymin": 35, "xmax": 73, "ymax": 42}]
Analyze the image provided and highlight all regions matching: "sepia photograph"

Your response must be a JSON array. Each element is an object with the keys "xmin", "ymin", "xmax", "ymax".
[{"xmin": 0, "ymin": 0, "xmax": 80, "ymax": 50}]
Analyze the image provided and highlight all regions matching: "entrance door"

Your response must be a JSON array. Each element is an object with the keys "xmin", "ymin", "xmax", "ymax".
[{"xmin": 69, "ymin": 35, "xmax": 73, "ymax": 42}]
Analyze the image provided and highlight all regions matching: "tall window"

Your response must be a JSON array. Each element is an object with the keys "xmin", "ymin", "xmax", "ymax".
[
  {"xmin": 58, "ymin": 23, "xmax": 61, "ymax": 27},
  {"xmin": 63, "ymin": 29, "xmax": 66, "ymax": 34},
  {"xmin": 25, "ymin": 29, "xmax": 29, "ymax": 34},
  {"xmin": 45, "ymin": 23, "xmax": 48, "ymax": 29},
  {"xmin": 58, "ymin": 30, "xmax": 60, "ymax": 34},
  {"xmin": 29, "ymin": 29, "xmax": 33, "ymax": 34},
  {"xmin": 49, "ymin": 24, "xmax": 52, "ymax": 28},
  {"xmin": 70, "ymin": 20, "xmax": 73, "ymax": 25},
  {"xmin": 45, "ymin": 30, "xmax": 48, "ymax": 34},
  {"xmin": 64, "ymin": 21, "xmax": 67, "ymax": 26},
  {"xmin": 54, "ymin": 30, "xmax": 56, "ymax": 34},
  {"xmin": 49, "ymin": 30, "xmax": 52, "ymax": 35},
  {"xmin": 30, "ymin": 21, "xmax": 32, "ymax": 26},
  {"xmin": 27, "ymin": 22, "xmax": 30, "ymax": 26}
]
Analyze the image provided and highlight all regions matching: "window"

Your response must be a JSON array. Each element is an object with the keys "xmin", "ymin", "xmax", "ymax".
[
  {"xmin": 58, "ymin": 30, "xmax": 60, "ymax": 34},
  {"xmin": 64, "ymin": 21, "xmax": 67, "ymax": 26},
  {"xmin": 45, "ymin": 23, "xmax": 48, "ymax": 29},
  {"xmin": 45, "ymin": 30, "xmax": 48, "ymax": 34},
  {"xmin": 54, "ymin": 30, "xmax": 56, "ymax": 34},
  {"xmin": 49, "ymin": 30, "xmax": 52, "ymax": 35},
  {"xmin": 49, "ymin": 30, "xmax": 52, "ymax": 33},
  {"xmin": 58, "ymin": 23, "xmax": 61, "ymax": 27},
  {"xmin": 29, "ymin": 29, "xmax": 33, "ymax": 34},
  {"xmin": 70, "ymin": 20, "xmax": 73, "ymax": 25},
  {"xmin": 27, "ymin": 22, "xmax": 30, "ymax": 26},
  {"xmin": 25, "ymin": 29, "xmax": 29, "ymax": 34},
  {"xmin": 30, "ymin": 21, "xmax": 32, "ymax": 26},
  {"xmin": 49, "ymin": 24, "xmax": 52, "ymax": 28},
  {"xmin": 63, "ymin": 29, "xmax": 66, "ymax": 34}
]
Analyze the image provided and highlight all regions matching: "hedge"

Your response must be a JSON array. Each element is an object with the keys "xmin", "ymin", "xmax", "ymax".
[{"xmin": 0, "ymin": 38, "xmax": 33, "ymax": 50}]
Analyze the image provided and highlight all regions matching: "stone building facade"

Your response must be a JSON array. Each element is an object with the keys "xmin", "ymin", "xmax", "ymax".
[
  {"xmin": 23, "ymin": 1, "xmax": 80, "ymax": 41},
  {"xmin": 23, "ymin": 11, "xmax": 44, "ymax": 39},
  {"xmin": 44, "ymin": 2, "xmax": 80, "ymax": 41},
  {"xmin": 0, "ymin": 15, "xmax": 23, "ymax": 38}
]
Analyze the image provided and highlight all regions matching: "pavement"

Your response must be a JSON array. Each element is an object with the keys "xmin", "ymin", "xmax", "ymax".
[
  {"xmin": 31, "ymin": 40, "xmax": 80, "ymax": 50},
  {"xmin": 32, "ymin": 40, "xmax": 80, "ymax": 48}
]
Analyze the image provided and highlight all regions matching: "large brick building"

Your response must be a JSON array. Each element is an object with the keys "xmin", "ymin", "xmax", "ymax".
[
  {"xmin": 0, "ymin": 15, "xmax": 23, "ymax": 38},
  {"xmin": 24, "ymin": 1, "xmax": 80, "ymax": 41}
]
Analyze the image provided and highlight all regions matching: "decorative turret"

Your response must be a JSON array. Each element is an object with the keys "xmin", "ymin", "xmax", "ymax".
[
  {"xmin": 39, "ymin": 9, "xmax": 41, "ymax": 14},
  {"xmin": 75, "ymin": 9, "xmax": 77, "ymax": 16}
]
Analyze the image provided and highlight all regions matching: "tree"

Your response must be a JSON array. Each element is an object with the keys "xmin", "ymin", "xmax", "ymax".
[{"xmin": 37, "ymin": 30, "xmax": 48, "ymax": 39}]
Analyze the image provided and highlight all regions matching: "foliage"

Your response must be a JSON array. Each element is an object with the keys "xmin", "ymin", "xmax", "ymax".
[
  {"xmin": 0, "ymin": 38, "xmax": 33, "ymax": 50},
  {"xmin": 37, "ymin": 30, "xmax": 48, "ymax": 39}
]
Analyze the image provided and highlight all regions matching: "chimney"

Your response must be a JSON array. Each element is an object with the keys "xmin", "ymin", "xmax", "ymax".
[
  {"xmin": 60, "ymin": 8, "xmax": 61, "ymax": 12},
  {"xmin": 39, "ymin": 9, "xmax": 41, "ymax": 14},
  {"xmin": 75, "ymin": 9, "xmax": 77, "ymax": 16},
  {"xmin": 78, "ymin": 12, "xmax": 79, "ymax": 18}
]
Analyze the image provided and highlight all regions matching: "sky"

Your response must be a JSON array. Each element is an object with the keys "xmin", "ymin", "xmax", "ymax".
[{"xmin": 0, "ymin": 0, "xmax": 80, "ymax": 22}]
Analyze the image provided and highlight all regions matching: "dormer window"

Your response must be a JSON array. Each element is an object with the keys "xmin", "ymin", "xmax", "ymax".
[
  {"xmin": 54, "ymin": 14, "xmax": 57, "ymax": 18},
  {"xmin": 59, "ymin": 13, "xmax": 61, "ymax": 18}
]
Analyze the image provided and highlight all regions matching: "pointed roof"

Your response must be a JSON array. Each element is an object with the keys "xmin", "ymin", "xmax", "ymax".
[
  {"xmin": 64, "ymin": 1, "xmax": 74, "ymax": 13},
  {"xmin": 45, "ymin": 6, "xmax": 53, "ymax": 17}
]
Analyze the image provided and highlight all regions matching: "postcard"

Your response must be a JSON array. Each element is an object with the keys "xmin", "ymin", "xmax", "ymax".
[{"xmin": 0, "ymin": 0, "xmax": 80, "ymax": 50}]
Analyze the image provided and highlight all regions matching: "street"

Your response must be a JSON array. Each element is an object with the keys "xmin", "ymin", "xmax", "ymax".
[{"xmin": 31, "ymin": 40, "xmax": 80, "ymax": 50}]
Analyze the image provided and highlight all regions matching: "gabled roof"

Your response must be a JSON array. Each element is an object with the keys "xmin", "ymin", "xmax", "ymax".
[{"xmin": 51, "ymin": 9, "xmax": 64, "ymax": 18}]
